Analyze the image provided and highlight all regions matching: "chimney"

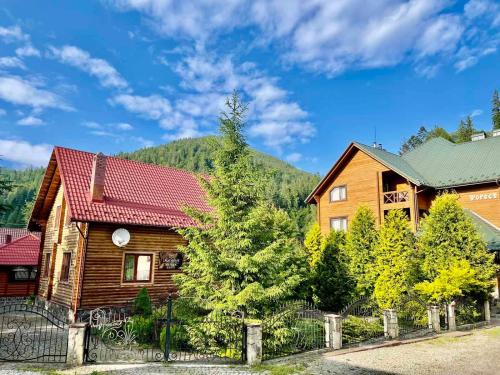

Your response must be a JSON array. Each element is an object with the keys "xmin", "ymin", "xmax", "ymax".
[
  {"xmin": 89, "ymin": 152, "xmax": 107, "ymax": 202},
  {"xmin": 5, "ymin": 234, "xmax": 12, "ymax": 244}
]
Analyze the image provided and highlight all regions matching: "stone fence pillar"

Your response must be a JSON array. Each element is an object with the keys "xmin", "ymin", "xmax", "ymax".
[
  {"xmin": 246, "ymin": 322, "xmax": 262, "ymax": 366},
  {"xmin": 383, "ymin": 309, "xmax": 399, "ymax": 339},
  {"xmin": 430, "ymin": 305, "xmax": 441, "ymax": 333},
  {"xmin": 67, "ymin": 322, "xmax": 87, "ymax": 366},
  {"xmin": 484, "ymin": 299, "xmax": 491, "ymax": 322},
  {"xmin": 447, "ymin": 302, "xmax": 456, "ymax": 331},
  {"xmin": 325, "ymin": 314, "xmax": 342, "ymax": 350}
]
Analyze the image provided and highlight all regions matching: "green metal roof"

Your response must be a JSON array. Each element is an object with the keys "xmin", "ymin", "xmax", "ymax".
[
  {"xmin": 464, "ymin": 210, "xmax": 500, "ymax": 251},
  {"xmin": 356, "ymin": 136, "xmax": 500, "ymax": 188}
]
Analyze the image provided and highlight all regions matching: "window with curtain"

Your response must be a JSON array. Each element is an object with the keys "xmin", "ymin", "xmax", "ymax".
[
  {"xmin": 329, "ymin": 185, "xmax": 347, "ymax": 202},
  {"xmin": 123, "ymin": 254, "xmax": 152, "ymax": 282},
  {"xmin": 330, "ymin": 217, "xmax": 348, "ymax": 232}
]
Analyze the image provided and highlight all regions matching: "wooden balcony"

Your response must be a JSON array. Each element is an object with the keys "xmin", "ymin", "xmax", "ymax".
[{"xmin": 383, "ymin": 190, "xmax": 410, "ymax": 204}]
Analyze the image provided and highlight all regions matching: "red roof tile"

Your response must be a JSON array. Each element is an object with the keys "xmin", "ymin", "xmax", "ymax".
[
  {"xmin": 54, "ymin": 147, "xmax": 210, "ymax": 228},
  {"xmin": 0, "ymin": 228, "xmax": 40, "ymax": 245},
  {"xmin": 0, "ymin": 234, "xmax": 40, "ymax": 265}
]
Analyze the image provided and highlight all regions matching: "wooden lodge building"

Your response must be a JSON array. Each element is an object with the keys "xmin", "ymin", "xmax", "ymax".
[
  {"xmin": 28, "ymin": 147, "xmax": 210, "ymax": 320},
  {"xmin": 306, "ymin": 134, "xmax": 500, "ymax": 297},
  {"xmin": 0, "ymin": 229, "xmax": 40, "ymax": 297}
]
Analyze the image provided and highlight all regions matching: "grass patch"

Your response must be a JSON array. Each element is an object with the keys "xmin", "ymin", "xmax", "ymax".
[
  {"xmin": 481, "ymin": 327, "xmax": 500, "ymax": 337},
  {"xmin": 19, "ymin": 366, "xmax": 61, "ymax": 375},
  {"xmin": 252, "ymin": 363, "xmax": 307, "ymax": 375}
]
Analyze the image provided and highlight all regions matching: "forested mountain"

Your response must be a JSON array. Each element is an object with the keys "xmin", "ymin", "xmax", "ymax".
[{"xmin": 1, "ymin": 137, "xmax": 320, "ymax": 235}]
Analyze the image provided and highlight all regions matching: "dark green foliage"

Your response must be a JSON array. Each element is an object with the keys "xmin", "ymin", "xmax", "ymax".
[
  {"xmin": 0, "ymin": 170, "xmax": 13, "ymax": 218},
  {"xmin": 133, "ymin": 288, "xmax": 153, "ymax": 317},
  {"xmin": 311, "ymin": 230, "xmax": 353, "ymax": 312},
  {"xmin": 0, "ymin": 167, "xmax": 44, "ymax": 226},
  {"xmin": 342, "ymin": 316, "xmax": 384, "ymax": 345},
  {"xmin": 127, "ymin": 315, "xmax": 155, "ymax": 344},
  {"xmin": 492, "ymin": 90, "xmax": 500, "ymax": 130},
  {"xmin": 455, "ymin": 116, "xmax": 476, "ymax": 143},
  {"xmin": 400, "ymin": 126, "xmax": 429, "ymax": 154}
]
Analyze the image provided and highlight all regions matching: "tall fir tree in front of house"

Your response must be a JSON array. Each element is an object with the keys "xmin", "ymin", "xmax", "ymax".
[
  {"xmin": 455, "ymin": 116, "xmax": 476, "ymax": 143},
  {"xmin": 416, "ymin": 194, "xmax": 496, "ymax": 296},
  {"xmin": 304, "ymin": 223, "xmax": 323, "ymax": 267},
  {"xmin": 311, "ymin": 230, "xmax": 353, "ymax": 311},
  {"xmin": 373, "ymin": 209, "xmax": 416, "ymax": 309},
  {"xmin": 174, "ymin": 92, "xmax": 307, "ymax": 316},
  {"xmin": 343, "ymin": 206, "xmax": 378, "ymax": 296},
  {"xmin": 492, "ymin": 89, "xmax": 500, "ymax": 130}
]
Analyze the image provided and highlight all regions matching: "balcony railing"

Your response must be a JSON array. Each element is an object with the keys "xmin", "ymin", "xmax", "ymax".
[{"xmin": 383, "ymin": 190, "xmax": 410, "ymax": 204}]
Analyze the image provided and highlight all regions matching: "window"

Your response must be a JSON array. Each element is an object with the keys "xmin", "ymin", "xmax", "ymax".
[
  {"xmin": 123, "ymin": 254, "xmax": 152, "ymax": 282},
  {"xmin": 330, "ymin": 217, "xmax": 348, "ymax": 232},
  {"xmin": 43, "ymin": 253, "xmax": 51, "ymax": 277},
  {"xmin": 329, "ymin": 185, "xmax": 347, "ymax": 202},
  {"xmin": 60, "ymin": 253, "xmax": 71, "ymax": 281},
  {"xmin": 10, "ymin": 267, "xmax": 37, "ymax": 281}
]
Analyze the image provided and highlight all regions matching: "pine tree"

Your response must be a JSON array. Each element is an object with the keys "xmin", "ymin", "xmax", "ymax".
[
  {"xmin": 343, "ymin": 206, "xmax": 378, "ymax": 297},
  {"xmin": 174, "ymin": 92, "xmax": 307, "ymax": 316},
  {"xmin": 311, "ymin": 230, "xmax": 353, "ymax": 311},
  {"xmin": 417, "ymin": 194, "xmax": 496, "ymax": 290},
  {"xmin": 0, "ymin": 169, "xmax": 13, "ymax": 220},
  {"xmin": 304, "ymin": 223, "xmax": 323, "ymax": 267},
  {"xmin": 399, "ymin": 126, "xmax": 428, "ymax": 154},
  {"xmin": 492, "ymin": 90, "xmax": 500, "ymax": 130},
  {"xmin": 374, "ymin": 209, "xmax": 416, "ymax": 309},
  {"xmin": 455, "ymin": 116, "xmax": 475, "ymax": 143}
]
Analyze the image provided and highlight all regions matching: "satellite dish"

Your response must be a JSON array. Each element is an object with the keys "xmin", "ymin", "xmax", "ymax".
[{"xmin": 112, "ymin": 228, "xmax": 130, "ymax": 247}]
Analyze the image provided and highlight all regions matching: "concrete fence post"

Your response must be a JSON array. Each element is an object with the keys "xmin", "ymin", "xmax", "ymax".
[
  {"xmin": 484, "ymin": 299, "xmax": 491, "ymax": 322},
  {"xmin": 430, "ymin": 305, "xmax": 441, "ymax": 333},
  {"xmin": 325, "ymin": 314, "xmax": 342, "ymax": 350},
  {"xmin": 383, "ymin": 309, "xmax": 399, "ymax": 339},
  {"xmin": 447, "ymin": 302, "xmax": 456, "ymax": 331},
  {"xmin": 246, "ymin": 322, "xmax": 262, "ymax": 366},
  {"xmin": 67, "ymin": 322, "xmax": 87, "ymax": 366}
]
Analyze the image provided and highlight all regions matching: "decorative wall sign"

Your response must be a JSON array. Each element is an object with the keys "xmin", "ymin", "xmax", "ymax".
[
  {"xmin": 468, "ymin": 192, "xmax": 498, "ymax": 201},
  {"xmin": 158, "ymin": 252, "xmax": 183, "ymax": 270}
]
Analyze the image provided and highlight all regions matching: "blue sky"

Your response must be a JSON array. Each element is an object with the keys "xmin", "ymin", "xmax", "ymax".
[{"xmin": 0, "ymin": 0, "xmax": 499, "ymax": 174}]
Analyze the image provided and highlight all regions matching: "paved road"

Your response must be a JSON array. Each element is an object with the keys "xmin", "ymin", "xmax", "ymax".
[{"xmin": 0, "ymin": 325, "xmax": 499, "ymax": 374}]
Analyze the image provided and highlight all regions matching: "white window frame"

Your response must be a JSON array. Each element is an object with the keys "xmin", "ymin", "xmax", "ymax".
[
  {"xmin": 330, "ymin": 217, "xmax": 348, "ymax": 232},
  {"xmin": 329, "ymin": 185, "xmax": 347, "ymax": 202}
]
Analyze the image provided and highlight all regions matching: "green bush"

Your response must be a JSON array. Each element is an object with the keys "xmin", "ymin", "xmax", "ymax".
[
  {"xmin": 159, "ymin": 325, "xmax": 190, "ymax": 352},
  {"xmin": 342, "ymin": 315, "xmax": 384, "ymax": 344},
  {"xmin": 126, "ymin": 315, "xmax": 155, "ymax": 345},
  {"xmin": 133, "ymin": 287, "xmax": 152, "ymax": 317}
]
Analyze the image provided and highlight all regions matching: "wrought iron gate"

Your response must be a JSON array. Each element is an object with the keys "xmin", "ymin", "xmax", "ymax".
[
  {"xmin": 0, "ymin": 303, "xmax": 68, "ymax": 363},
  {"xmin": 83, "ymin": 297, "xmax": 245, "ymax": 363},
  {"xmin": 398, "ymin": 295, "xmax": 432, "ymax": 337}
]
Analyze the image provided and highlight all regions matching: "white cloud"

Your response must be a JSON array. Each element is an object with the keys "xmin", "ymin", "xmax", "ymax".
[
  {"xmin": 470, "ymin": 109, "xmax": 483, "ymax": 117},
  {"xmin": 15, "ymin": 44, "xmax": 41, "ymax": 58},
  {"xmin": 0, "ymin": 139, "xmax": 52, "ymax": 167},
  {"xmin": 109, "ymin": 0, "xmax": 500, "ymax": 75},
  {"xmin": 17, "ymin": 116, "xmax": 45, "ymax": 126},
  {"xmin": 0, "ymin": 75, "xmax": 72, "ymax": 110},
  {"xmin": 48, "ymin": 45, "xmax": 128, "ymax": 89},
  {"xmin": 110, "ymin": 94, "xmax": 172, "ymax": 119},
  {"xmin": 0, "ymin": 56, "xmax": 26, "ymax": 69},
  {"xmin": 285, "ymin": 152, "xmax": 302, "ymax": 163},
  {"xmin": 132, "ymin": 136, "xmax": 154, "ymax": 148},
  {"xmin": 82, "ymin": 121, "xmax": 102, "ymax": 129},
  {"xmin": 115, "ymin": 122, "xmax": 133, "ymax": 130},
  {"xmin": 0, "ymin": 25, "xmax": 28, "ymax": 43}
]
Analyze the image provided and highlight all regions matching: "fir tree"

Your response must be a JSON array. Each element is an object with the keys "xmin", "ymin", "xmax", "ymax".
[
  {"xmin": 0, "ymin": 169, "xmax": 13, "ymax": 220},
  {"xmin": 174, "ymin": 92, "xmax": 307, "ymax": 316},
  {"xmin": 455, "ymin": 116, "xmax": 475, "ymax": 143},
  {"xmin": 417, "ymin": 194, "xmax": 496, "ymax": 292},
  {"xmin": 399, "ymin": 126, "xmax": 428, "ymax": 154},
  {"xmin": 374, "ymin": 209, "xmax": 416, "ymax": 309},
  {"xmin": 492, "ymin": 89, "xmax": 500, "ymax": 130},
  {"xmin": 343, "ymin": 206, "xmax": 378, "ymax": 296},
  {"xmin": 311, "ymin": 230, "xmax": 353, "ymax": 311},
  {"xmin": 304, "ymin": 223, "xmax": 323, "ymax": 267}
]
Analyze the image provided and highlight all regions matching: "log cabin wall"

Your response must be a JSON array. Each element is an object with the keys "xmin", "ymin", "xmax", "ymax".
[
  {"xmin": 79, "ymin": 223, "xmax": 186, "ymax": 309},
  {"xmin": 38, "ymin": 184, "xmax": 82, "ymax": 308},
  {"xmin": 317, "ymin": 149, "xmax": 394, "ymax": 234},
  {"xmin": 454, "ymin": 183, "xmax": 500, "ymax": 227}
]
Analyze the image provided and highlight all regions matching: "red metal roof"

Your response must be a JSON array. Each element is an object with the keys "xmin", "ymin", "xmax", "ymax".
[
  {"xmin": 54, "ymin": 146, "xmax": 210, "ymax": 228},
  {"xmin": 0, "ymin": 234, "xmax": 40, "ymax": 265}
]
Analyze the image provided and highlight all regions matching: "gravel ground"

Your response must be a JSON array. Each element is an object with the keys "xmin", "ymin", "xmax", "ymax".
[{"xmin": 0, "ymin": 325, "xmax": 498, "ymax": 375}]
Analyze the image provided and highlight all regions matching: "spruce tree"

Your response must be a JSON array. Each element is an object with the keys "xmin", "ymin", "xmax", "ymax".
[
  {"xmin": 374, "ymin": 209, "xmax": 416, "ymax": 309},
  {"xmin": 304, "ymin": 223, "xmax": 323, "ymax": 267},
  {"xmin": 0, "ymin": 170, "xmax": 12, "ymax": 219},
  {"xmin": 492, "ymin": 89, "xmax": 500, "ymax": 130},
  {"xmin": 343, "ymin": 206, "xmax": 378, "ymax": 297},
  {"xmin": 311, "ymin": 230, "xmax": 353, "ymax": 311},
  {"xmin": 417, "ymin": 194, "xmax": 496, "ymax": 290},
  {"xmin": 174, "ymin": 92, "xmax": 306, "ymax": 316},
  {"xmin": 455, "ymin": 116, "xmax": 475, "ymax": 143}
]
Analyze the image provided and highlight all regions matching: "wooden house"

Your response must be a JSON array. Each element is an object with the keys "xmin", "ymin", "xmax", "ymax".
[
  {"xmin": 28, "ymin": 147, "xmax": 210, "ymax": 320},
  {"xmin": 0, "ymin": 231, "xmax": 40, "ymax": 297},
  {"xmin": 306, "ymin": 135, "xmax": 500, "ymax": 297}
]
